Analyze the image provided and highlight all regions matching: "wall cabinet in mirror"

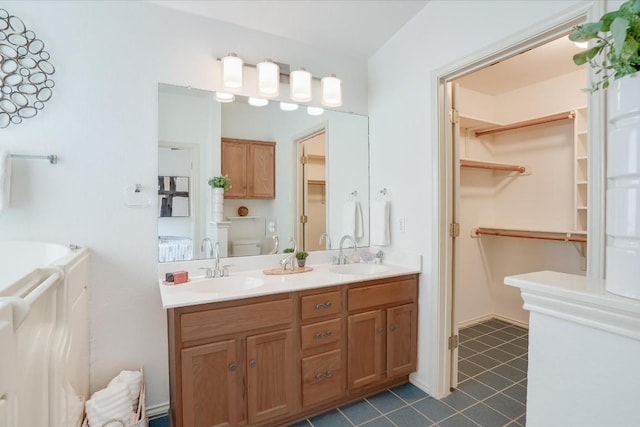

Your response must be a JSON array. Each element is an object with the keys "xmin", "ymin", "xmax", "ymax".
[{"xmin": 222, "ymin": 138, "xmax": 275, "ymax": 199}]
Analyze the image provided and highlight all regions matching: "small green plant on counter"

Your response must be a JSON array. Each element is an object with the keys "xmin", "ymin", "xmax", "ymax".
[
  {"xmin": 283, "ymin": 248, "xmax": 294, "ymax": 253},
  {"xmin": 295, "ymin": 251, "xmax": 309, "ymax": 260},
  {"xmin": 569, "ymin": 0, "xmax": 640, "ymax": 92},
  {"xmin": 208, "ymin": 174, "xmax": 232, "ymax": 190}
]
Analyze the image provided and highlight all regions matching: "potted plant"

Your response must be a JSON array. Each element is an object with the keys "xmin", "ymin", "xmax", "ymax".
[
  {"xmin": 283, "ymin": 248, "xmax": 294, "ymax": 253},
  {"xmin": 208, "ymin": 175, "xmax": 232, "ymax": 222},
  {"xmin": 570, "ymin": 0, "xmax": 640, "ymax": 300},
  {"xmin": 569, "ymin": 0, "xmax": 640, "ymax": 92},
  {"xmin": 295, "ymin": 251, "xmax": 309, "ymax": 268}
]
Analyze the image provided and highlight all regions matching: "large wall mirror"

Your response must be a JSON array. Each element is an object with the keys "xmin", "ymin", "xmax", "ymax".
[{"xmin": 157, "ymin": 83, "xmax": 370, "ymax": 262}]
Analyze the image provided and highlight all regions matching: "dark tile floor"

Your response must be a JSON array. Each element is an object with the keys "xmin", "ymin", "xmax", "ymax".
[{"xmin": 150, "ymin": 319, "xmax": 528, "ymax": 427}]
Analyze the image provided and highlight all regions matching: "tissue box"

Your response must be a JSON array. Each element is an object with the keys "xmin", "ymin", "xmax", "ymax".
[{"xmin": 165, "ymin": 271, "xmax": 189, "ymax": 285}]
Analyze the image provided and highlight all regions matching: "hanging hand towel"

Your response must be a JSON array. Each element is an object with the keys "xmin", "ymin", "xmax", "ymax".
[
  {"xmin": 370, "ymin": 200, "xmax": 390, "ymax": 246},
  {"xmin": 354, "ymin": 201, "xmax": 364, "ymax": 240},
  {"xmin": 342, "ymin": 200, "xmax": 357, "ymax": 237},
  {"xmin": 0, "ymin": 151, "xmax": 11, "ymax": 214}
]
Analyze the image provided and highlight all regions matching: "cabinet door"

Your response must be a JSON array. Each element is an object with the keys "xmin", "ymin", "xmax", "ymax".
[
  {"xmin": 246, "ymin": 329, "xmax": 296, "ymax": 424},
  {"xmin": 386, "ymin": 303, "xmax": 417, "ymax": 377},
  {"xmin": 181, "ymin": 340, "xmax": 238, "ymax": 427},
  {"xmin": 221, "ymin": 139, "xmax": 248, "ymax": 198},
  {"xmin": 347, "ymin": 310, "xmax": 384, "ymax": 390},
  {"xmin": 248, "ymin": 143, "xmax": 275, "ymax": 198}
]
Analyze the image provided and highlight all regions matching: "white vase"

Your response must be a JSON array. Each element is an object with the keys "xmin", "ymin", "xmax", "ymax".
[
  {"xmin": 606, "ymin": 73, "xmax": 640, "ymax": 299},
  {"xmin": 212, "ymin": 188, "xmax": 224, "ymax": 222}
]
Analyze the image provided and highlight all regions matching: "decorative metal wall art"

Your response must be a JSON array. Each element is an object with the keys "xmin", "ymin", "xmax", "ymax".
[{"xmin": 0, "ymin": 8, "xmax": 55, "ymax": 129}]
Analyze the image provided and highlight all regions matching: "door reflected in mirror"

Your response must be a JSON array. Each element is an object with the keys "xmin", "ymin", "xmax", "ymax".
[{"xmin": 157, "ymin": 83, "xmax": 369, "ymax": 262}]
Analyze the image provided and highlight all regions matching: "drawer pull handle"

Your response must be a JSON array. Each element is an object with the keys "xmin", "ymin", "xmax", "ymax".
[
  {"xmin": 390, "ymin": 325, "xmax": 397, "ymax": 332},
  {"xmin": 249, "ymin": 359, "xmax": 257, "ymax": 368},
  {"xmin": 228, "ymin": 363, "xmax": 238, "ymax": 372},
  {"xmin": 315, "ymin": 370, "xmax": 333, "ymax": 381},
  {"xmin": 314, "ymin": 330, "xmax": 334, "ymax": 339},
  {"xmin": 377, "ymin": 327, "xmax": 384, "ymax": 335},
  {"xmin": 314, "ymin": 301, "xmax": 333, "ymax": 310}
]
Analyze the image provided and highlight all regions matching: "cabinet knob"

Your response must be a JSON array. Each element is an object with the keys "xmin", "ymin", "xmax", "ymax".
[
  {"xmin": 325, "ymin": 330, "xmax": 333, "ymax": 337},
  {"xmin": 315, "ymin": 332, "xmax": 323, "ymax": 339},
  {"xmin": 325, "ymin": 370, "xmax": 333, "ymax": 378},
  {"xmin": 390, "ymin": 325, "xmax": 397, "ymax": 332},
  {"xmin": 228, "ymin": 363, "xmax": 237, "ymax": 372},
  {"xmin": 249, "ymin": 359, "xmax": 257, "ymax": 368},
  {"xmin": 315, "ymin": 370, "xmax": 333, "ymax": 381},
  {"xmin": 325, "ymin": 301, "xmax": 332, "ymax": 308},
  {"xmin": 315, "ymin": 301, "xmax": 333, "ymax": 310},
  {"xmin": 377, "ymin": 327, "xmax": 384, "ymax": 335}
]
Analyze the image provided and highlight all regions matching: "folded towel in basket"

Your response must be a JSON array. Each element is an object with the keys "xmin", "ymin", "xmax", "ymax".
[
  {"xmin": 108, "ymin": 370, "xmax": 143, "ymax": 412},
  {"xmin": 85, "ymin": 382, "xmax": 135, "ymax": 427}
]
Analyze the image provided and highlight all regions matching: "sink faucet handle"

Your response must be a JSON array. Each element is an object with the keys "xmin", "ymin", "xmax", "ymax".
[
  {"xmin": 220, "ymin": 265, "xmax": 230, "ymax": 277},
  {"xmin": 199, "ymin": 267, "xmax": 214, "ymax": 278}
]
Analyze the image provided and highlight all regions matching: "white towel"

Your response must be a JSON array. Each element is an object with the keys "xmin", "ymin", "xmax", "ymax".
[
  {"xmin": 108, "ymin": 369, "xmax": 143, "ymax": 412},
  {"xmin": 342, "ymin": 200, "xmax": 364, "ymax": 239},
  {"xmin": 0, "ymin": 151, "xmax": 11, "ymax": 213},
  {"xmin": 370, "ymin": 200, "xmax": 390, "ymax": 246},
  {"xmin": 85, "ymin": 382, "xmax": 135, "ymax": 427}
]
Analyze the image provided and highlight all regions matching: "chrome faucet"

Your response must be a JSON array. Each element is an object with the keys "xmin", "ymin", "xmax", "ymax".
[
  {"xmin": 319, "ymin": 232, "xmax": 332, "ymax": 249},
  {"xmin": 269, "ymin": 235, "xmax": 280, "ymax": 254},
  {"xmin": 201, "ymin": 237, "xmax": 214, "ymax": 258},
  {"xmin": 201, "ymin": 242, "xmax": 228, "ymax": 278},
  {"xmin": 280, "ymin": 237, "xmax": 297, "ymax": 271},
  {"xmin": 336, "ymin": 235, "xmax": 357, "ymax": 265}
]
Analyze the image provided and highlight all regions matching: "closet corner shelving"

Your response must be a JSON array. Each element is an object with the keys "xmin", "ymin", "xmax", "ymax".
[{"xmin": 574, "ymin": 107, "xmax": 588, "ymax": 232}]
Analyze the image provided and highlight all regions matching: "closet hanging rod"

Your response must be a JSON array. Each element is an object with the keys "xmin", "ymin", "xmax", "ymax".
[
  {"xmin": 10, "ymin": 154, "xmax": 58, "ymax": 164},
  {"xmin": 473, "ymin": 227, "xmax": 587, "ymax": 243},
  {"xmin": 474, "ymin": 111, "xmax": 576, "ymax": 137},
  {"xmin": 460, "ymin": 159, "xmax": 525, "ymax": 173}
]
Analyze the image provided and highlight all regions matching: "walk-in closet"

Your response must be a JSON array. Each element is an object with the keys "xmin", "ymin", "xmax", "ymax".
[{"xmin": 450, "ymin": 36, "xmax": 589, "ymax": 388}]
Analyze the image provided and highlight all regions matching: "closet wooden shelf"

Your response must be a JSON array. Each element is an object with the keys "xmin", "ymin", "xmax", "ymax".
[
  {"xmin": 460, "ymin": 159, "xmax": 526, "ymax": 174},
  {"xmin": 473, "ymin": 227, "xmax": 587, "ymax": 243},
  {"xmin": 474, "ymin": 111, "xmax": 576, "ymax": 137},
  {"xmin": 307, "ymin": 179, "xmax": 326, "ymax": 185}
]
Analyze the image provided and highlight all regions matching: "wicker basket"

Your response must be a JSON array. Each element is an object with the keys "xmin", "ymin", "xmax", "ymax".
[{"xmin": 82, "ymin": 368, "xmax": 147, "ymax": 427}]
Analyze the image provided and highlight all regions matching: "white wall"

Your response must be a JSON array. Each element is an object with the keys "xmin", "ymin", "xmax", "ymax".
[
  {"xmin": 0, "ymin": 1, "xmax": 367, "ymax": 410},
  {"xmin": 368, "ymin": 0, "xmax": 588, "ymax": 396}
]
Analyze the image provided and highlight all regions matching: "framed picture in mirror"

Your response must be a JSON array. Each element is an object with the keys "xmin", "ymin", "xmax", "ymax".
[{"xmin": 158, "ymin": 176, "xmax": 190, "ymax": 217}]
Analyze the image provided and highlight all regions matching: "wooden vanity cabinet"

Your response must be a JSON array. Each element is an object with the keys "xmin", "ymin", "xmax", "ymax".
[
  {"xmin": 168, "ymin": 295, "xmax": 296, "ymax": 427},
  {"xmin": 167, "ymin": 274, "xmax": 418, "ymax": 427},
  {"xmin": 347, "ymin": 276, "xmax": 418, "ymax": 390},
  {"xmin": 221, "ymin": 138, "xmax": 275, "ymax": 199}
]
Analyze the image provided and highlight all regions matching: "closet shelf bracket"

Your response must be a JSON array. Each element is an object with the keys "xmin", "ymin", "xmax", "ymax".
[{"xmin": 474, "ymin": 111, "xmax": 576, "ymax": 137}]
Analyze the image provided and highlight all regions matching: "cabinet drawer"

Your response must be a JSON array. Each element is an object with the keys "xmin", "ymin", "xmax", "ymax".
[
  {"xmin": 181, "ymin": 298, "xmax": 293, "ymax": 343},
  {"xmin": 301, "ymin": 318, "xmax": 341, "ymax": 351},
  {"xmin": 301, "ymin": 349, "xmax": 343, "ymax": 407},
  {"xmin": 301, "ymin": 291, "xmax": 342, "ymax": 320},
  {"xmin": 348, "ymin": 278, "xmax": 417, "ymax": 312}
]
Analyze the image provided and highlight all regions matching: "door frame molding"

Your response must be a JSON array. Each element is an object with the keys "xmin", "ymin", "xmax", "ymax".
[{"xmin": 430, "ymin": 1, "xmax": 604, "ymax": 398}]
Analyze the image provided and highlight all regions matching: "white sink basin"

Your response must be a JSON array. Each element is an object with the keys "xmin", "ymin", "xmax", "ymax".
[
  {"xmin": 184, "ymin": 276, "xmax": 265, "ymax": 294},
  {"xmin": 328, "ymin": 264, "xmax": 389, "ymax": 275}
]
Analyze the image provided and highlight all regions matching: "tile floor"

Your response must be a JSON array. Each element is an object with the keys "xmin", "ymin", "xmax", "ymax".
[{"xmin": 150, "ymin": 319, "xmax": 528, "ymax": 427}]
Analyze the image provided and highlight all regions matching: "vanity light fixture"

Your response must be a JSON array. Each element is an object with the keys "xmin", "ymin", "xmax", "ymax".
[
  {"xmin": 280, "ymin": 102, "xmax": 299, "ymax": 111},
  {"xmin": 257, "ymin": 59, "xmax": 280, "ymax": 97},
  {"xmin": 290, "ymin": 68, "xmax": 312, "ymax": 103},
  {"xmin": 248, "ymin": 97, "xmax": 269, "ymax": 107},
  {"xmin": 321, "ymin": 75, "xmax": 342, "ymax": 107},
  {"xmin": 307, "ymin": 106, "xmax": 324, "ymax": 116},
  {"xmin": 215, "ymin": 92, "xmax": 235, "ymax": 103},
  {"xmin": 221, "ymin": 53, "xmax": 244, "ymax": 89}
]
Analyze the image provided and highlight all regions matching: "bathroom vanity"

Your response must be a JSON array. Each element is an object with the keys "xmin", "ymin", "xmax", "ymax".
[{"xmin": 161, "ymin": 265, "xmax": 419, "ymax": 427}]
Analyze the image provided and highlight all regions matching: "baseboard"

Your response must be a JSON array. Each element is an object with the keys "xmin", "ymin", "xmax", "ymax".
[
  {"xmin": 146, "ymin": 402, "xmax": 169, "ymax": 419},
  {"xmin": 457, "ymin": 313, "xmax": 529, "ymax": 329},
  {"xmin": 409, "ymin": 373, "xmax": 436, "ymax": 398}
]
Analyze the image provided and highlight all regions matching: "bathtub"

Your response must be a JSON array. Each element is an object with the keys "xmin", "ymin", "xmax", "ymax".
[{"xmin": 0, "ymin": 241, "xmax": 90, "ymax": 427}]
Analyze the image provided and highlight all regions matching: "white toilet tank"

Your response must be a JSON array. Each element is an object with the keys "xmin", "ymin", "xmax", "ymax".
[{"xmin": 231, "ymin": 239, "xmax": 261, "ymax": 256}]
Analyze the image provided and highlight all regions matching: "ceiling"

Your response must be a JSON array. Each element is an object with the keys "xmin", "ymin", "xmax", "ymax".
[
  {"xmin": 148, "ymin": 0, "xmax": 429, "ymax": 60},
  {"xmin": 455, "ymin": 36, "xmax": 586, "ymax": 95}
]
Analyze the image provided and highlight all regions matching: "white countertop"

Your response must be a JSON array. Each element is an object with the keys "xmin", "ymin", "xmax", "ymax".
[{"xmin": 159, "ymin": 262, "xmax": 420, "ymax": 309}]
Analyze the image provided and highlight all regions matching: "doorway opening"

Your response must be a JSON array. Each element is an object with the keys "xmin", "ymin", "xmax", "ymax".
[
  {"xmin": 433, "ymin": 2, "xmax": 605, "ymax": 398},
  {"xmin": 296, "ymin": 129, "xmax": 327, "ymax": 251}
]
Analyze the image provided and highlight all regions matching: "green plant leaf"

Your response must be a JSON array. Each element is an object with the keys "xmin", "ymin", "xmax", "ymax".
[
  {"xmin": 631, "ymin": 0, "xmax": 640, "ymax": 13},
  {"xmin": 601, "ymin": 10, "xmax": 623, "ymax": 31},
  {"xmin": 573, "ymin": 47, "xmax": 601, "ymax": 65},
  {"xmin": 569, "ymin": 22, "xmax": 603, "ymax": 41},
  {"xmin": 611, "ymin": 17, "xmax": 630, "ymax": 55}
]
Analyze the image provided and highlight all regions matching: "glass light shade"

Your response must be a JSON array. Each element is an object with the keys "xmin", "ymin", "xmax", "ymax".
[
  {"xmin": 248, "ymin": 97, "xmax": 268, "ymax": 107},
  {"xmin": 290, "ymin": 68, "xmax": 312, "ymax": 102},
  {"xmin": 321, "ymin": 75, "xmax": 342, "ymax": 107},
  {"xmin": 280, "ymin": 102, "xmax": 299, "ymax": 111},
  {"xmin": 257, "ymin": 59, "xmax": 279, "ymax": 97},
  {"xmin": 221, "ymin": 53, "xmax": 243, "ymax": 89},
  {"xmin": 215, "ymin": 92, "xmax": 235, "ymax": 103},
  {"xmin": 307, "ymin": 106, "xmax": 324, "ymax": 116}
]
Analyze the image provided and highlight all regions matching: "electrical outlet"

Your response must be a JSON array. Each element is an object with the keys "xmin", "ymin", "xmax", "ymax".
[{"xmin": 399, "ymin": 217, "xmax": 405, "ymax": 233}]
